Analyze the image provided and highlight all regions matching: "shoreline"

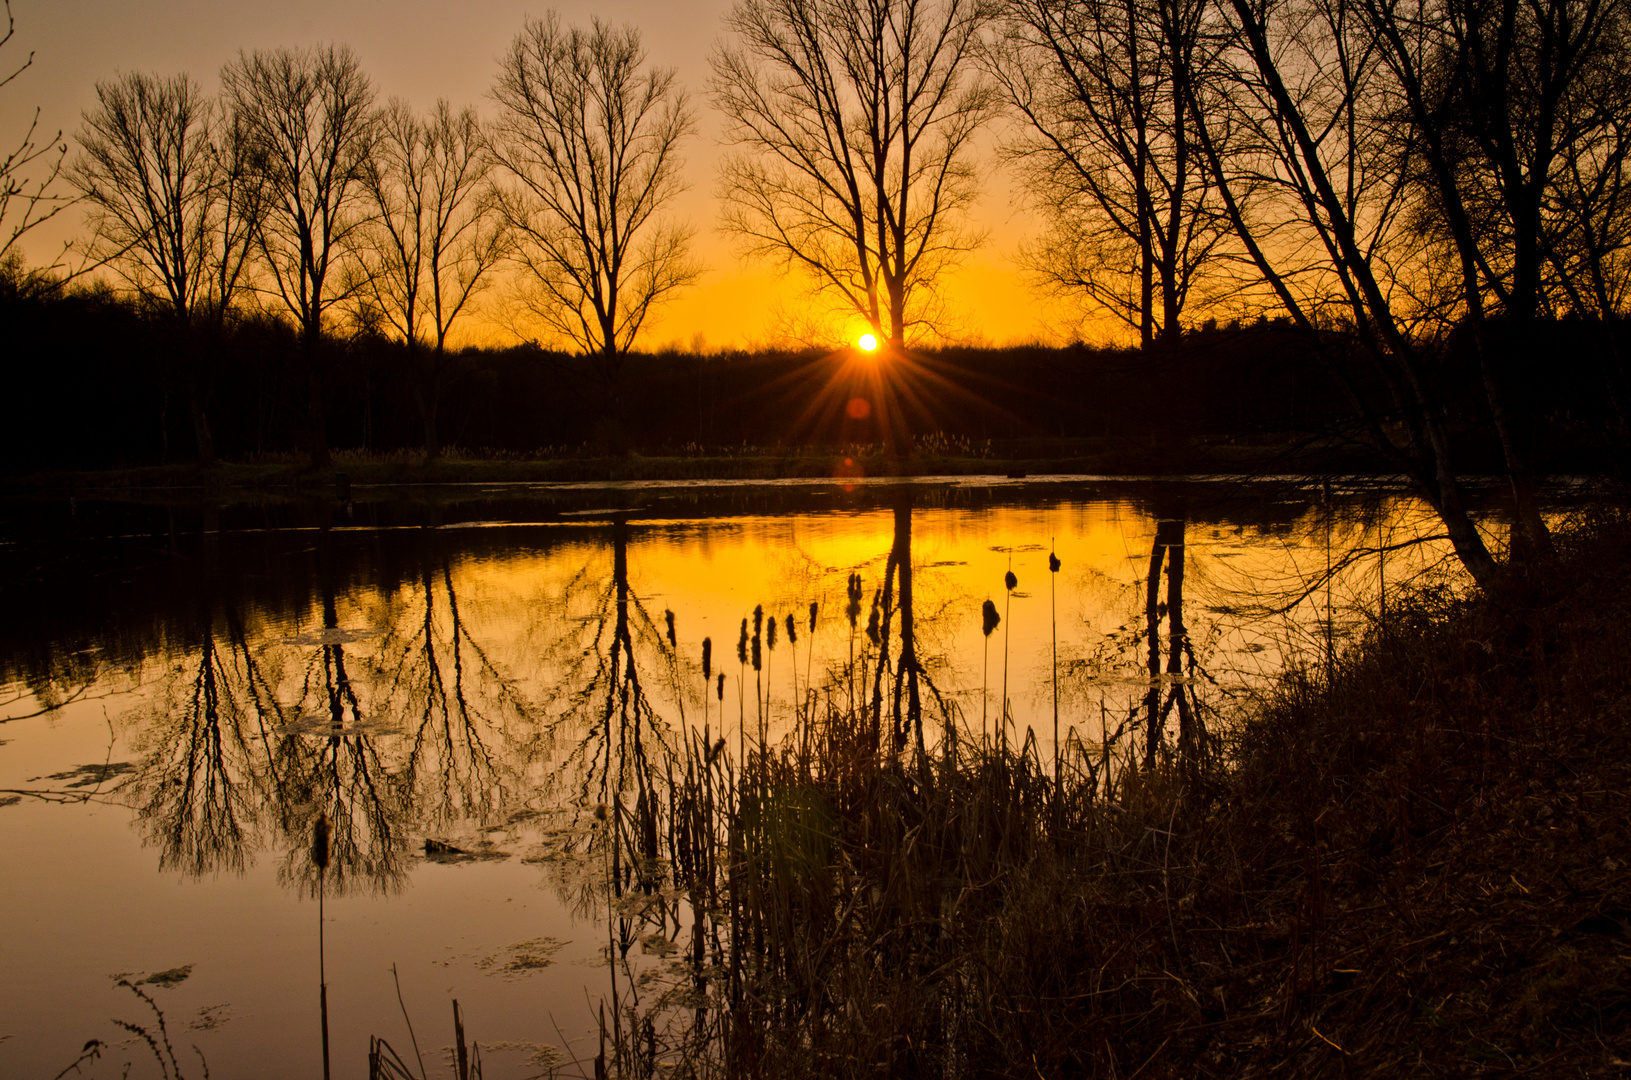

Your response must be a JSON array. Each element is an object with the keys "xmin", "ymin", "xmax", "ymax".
[{"xmin": 0, "ymin": 436, "xmax": 1567, "ymax": 498}]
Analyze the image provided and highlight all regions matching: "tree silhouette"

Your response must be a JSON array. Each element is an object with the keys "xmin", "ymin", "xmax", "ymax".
[
  {"xmin": 711, "ymin": 0, "xmax": 999, "ymax": 351},
  {"xmin": 358, "ymin": 99, "xmax": 505, "ymax": 460},
  {"xmin": 490, "ymin": 14, "xmax": 697, "ymax": 441},
  {"xmin": 222, "ymin": 44, "xmax": 378, "ymax": 467},
  {"xmin": 71, "ymin": 72, "xmax": 262, "ymax": 463},
  {"xmin": 990, "ymin": 0, "xmax": 1229, "ymax": 348},
  {"xmin": 0, "ymin": 0, "xmax": 71, "ymax": 272}
]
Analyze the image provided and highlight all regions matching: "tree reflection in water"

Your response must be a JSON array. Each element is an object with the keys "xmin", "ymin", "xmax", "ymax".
[
  {"xmin": 1139, "ymin": 516, "xmax": 1211, "ymax": 770},
  {"xmin": 378, "ymin": 535, "xmax": 541, "ymax": 833},
  {"xmin": 129, "ymin": 523, "xmax": 547, "ymax": 899},
  {"xmin": 129, "ymin": 601, "xmax": 288, "ymax": 877}
]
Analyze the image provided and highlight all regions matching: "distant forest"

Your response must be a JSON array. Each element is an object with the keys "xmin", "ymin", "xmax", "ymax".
[{"xmin": 0, "ymin": 273, "xmax": 1620, "ymax": 473}]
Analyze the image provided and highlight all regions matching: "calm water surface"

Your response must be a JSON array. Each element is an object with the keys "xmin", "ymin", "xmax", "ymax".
[{"xmin": 0, "ymin": 477, "xmax": 1488, "ymax": 1078}]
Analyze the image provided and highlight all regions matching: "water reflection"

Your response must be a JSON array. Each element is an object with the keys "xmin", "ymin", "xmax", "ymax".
[
  {"xmin": 129, "ymin": 601, "xmax": 281, "ymax": 877},
  {"xmin": 0, "ymin": 480, "xmax": 1523, "ymax": 1076},
  {"xmin": 382, "ymin": 535, "xmax": 539, "ymax": 832},
  {"xmin": 1139, "ymin": 516, "xmax": 1211, "ymax": 768},
  {"xmin": 5, "ymin": 483, "xmax": 1488, "ymax": 887}
]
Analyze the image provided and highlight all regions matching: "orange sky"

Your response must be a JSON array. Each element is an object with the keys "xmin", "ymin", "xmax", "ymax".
[{"xmin": 2, "ymin": 0, "xmax": 1103, "ymax": 351}]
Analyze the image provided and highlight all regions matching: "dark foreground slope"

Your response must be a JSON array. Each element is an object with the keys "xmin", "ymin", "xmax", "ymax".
[
  {"xmin": 1187, "ymin": 520, "xmax": 1631, "ymax": 1077},
  {"xmin": 690, "ymin": 518, "xmax": 1631, "ymax": 1079}
]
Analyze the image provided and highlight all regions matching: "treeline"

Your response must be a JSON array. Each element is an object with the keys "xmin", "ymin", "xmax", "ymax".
[
  {"xmin": 0, "ymin": 271, "xmax": 1336, "ymax": 464},
  {"xmin": 3, "ymin": 266, "xmax": 1622, "ymax": 469}
]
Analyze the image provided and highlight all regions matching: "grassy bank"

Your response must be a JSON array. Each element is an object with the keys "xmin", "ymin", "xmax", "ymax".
[{"xmin": 589, "ymin": 517, "xmax": 1631, "ymax": 1079}]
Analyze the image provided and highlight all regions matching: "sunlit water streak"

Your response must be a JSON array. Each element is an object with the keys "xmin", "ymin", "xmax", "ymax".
[{"xmin": 0, "ymin": 479, "xmax": 1504, "ymax": 1078}]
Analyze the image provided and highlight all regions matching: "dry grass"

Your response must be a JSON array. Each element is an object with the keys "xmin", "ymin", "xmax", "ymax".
[{"xmin": 581, "ymin": 515, "xmax": 1631, "ymax": 1080}]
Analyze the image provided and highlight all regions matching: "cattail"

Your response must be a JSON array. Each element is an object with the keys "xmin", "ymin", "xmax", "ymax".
[
  {"xmin": 1005, "ymin": 569, "xmax": 1018, "ymax": 592},
  {"xmin": 312, "ymin": 812, "xmax": 330, "ymax": 872},
  {"xmin": 738, "ymin": 619, "xmax": 748, "ymax": 665},
  {"xmin": 716, "ymin": 672, "xmax": 725, "ymax": 700},
  {"xmin": 708, "ymin": 737, "xmax": 726, "ymax": 764},
  {"xmin": 702, "ymin": 637, "xmax": 712, "ymax": 679},
  {"xmin": 865, "ymin": 591, "xmax": 881, "ymax": 645},
  {"xmin": 846, "ymin": 573, "xmax": 863, "ymax": 629},
  {"xmin": 982, "ymin": 598, "xmax": 1000, "ymax": 637},
  {"xmin": 809, "ymin": 601, "xmax": 818, "ymax": 633},
  {"xmin": 1049, "ymin": 552, "xmax": 1061, "ymax": 573},
  {"xmin": 786, "ymin": 612, "xmax": 797, "ymax": 645},
  {"xmin": 665, "ymin": 609, "xmax": 676, "ymax": 649},
  {"xmin": 753, "ymin": 604, "xmax": 763, "ymax": 637},
  {"xmin": 752, "ymin": 632, "xmax": 762, "ymax": 671},
  {"xmin": 767, "ymin": 616, "xmax": 778, "ymax": 650}
]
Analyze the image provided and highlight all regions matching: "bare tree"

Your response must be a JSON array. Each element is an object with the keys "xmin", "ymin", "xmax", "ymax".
[
  {"xmin": 711, "ymin": 0, "xmax": 999, "ymax": 352},
  {"xmin": 990, "ymin": 0, "xmax": 1230, "ymax": 348},
  {"xmin": 1357, "ymin": 0, "xmax": 1631, "ymax": 555},
  {"xmin": 359, "ymin": 99, "xmax": 505, "ymax": 459},
  {"xmin": 489, "ymin": 13, "xmax": 697, "ymax": 422},
  {"xmin": 1197, "ymin": 0, "xmax": 1505, "ymax": 585},
  {"xmin": 222, "ymin": 44, "xmax": 378, "ymax": 467},
  {"xmin": 71, "ymin": 72, "xmax": 262, "ymax": 463},
  {"xmin": 0, "ymin": 0, "xmax": 72, "ymax": 279}
]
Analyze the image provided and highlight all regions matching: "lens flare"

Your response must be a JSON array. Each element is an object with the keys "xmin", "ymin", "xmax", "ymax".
[{"xmin": 857, "ymin": 332, "xmax": 879, "ymax": 352}]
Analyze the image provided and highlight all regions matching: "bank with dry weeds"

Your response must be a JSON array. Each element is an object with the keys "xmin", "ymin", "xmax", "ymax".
[{"xmin": 606, "ymin": 518, "xmax": 1631, "ymax": 1080}]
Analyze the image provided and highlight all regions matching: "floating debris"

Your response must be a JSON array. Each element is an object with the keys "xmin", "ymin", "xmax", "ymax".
[
  {"xmin": 30, "ymin": 762, "xmax": 135, "ymax": 789},
  {"xmin": 477, "ymin": 937, "xmax": 565, "ymax": 979},
  {"xmin": 423, "ymin": 839, "xmax": 511, "ymax": 864},
  {"xmin": 189, "ymin": 1004, "xmax": 232, "ymax": 1031},
  {"xmin": 139, "ymin": 965, "xmax": 193, "ymax": 989}
]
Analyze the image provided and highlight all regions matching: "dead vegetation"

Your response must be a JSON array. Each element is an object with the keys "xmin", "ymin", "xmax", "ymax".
[{"xmin": 584, "ymin": 513, "xmax": 1631, "ymax": 1078}]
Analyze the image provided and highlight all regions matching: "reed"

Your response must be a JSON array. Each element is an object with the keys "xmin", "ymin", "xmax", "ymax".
[{"xmin": 563, "ymin": 515, "xmax": 1631, "ymax": 1079}]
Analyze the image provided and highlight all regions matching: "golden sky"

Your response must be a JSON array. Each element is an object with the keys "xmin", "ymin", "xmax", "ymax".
[{"xmin": 3, "ymin": 0, "xmax": 1097, "ymax": 350}]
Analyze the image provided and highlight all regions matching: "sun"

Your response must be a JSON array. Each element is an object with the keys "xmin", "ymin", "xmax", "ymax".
[{"xmin": 857, "ymin": 332, "xmax": 879, "ymax": 352}]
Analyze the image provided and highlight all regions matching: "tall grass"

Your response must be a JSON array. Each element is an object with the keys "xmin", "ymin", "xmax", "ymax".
[{"xmin": 568, "ymin": 515, "xmax": 1631, "ymax": 1079}]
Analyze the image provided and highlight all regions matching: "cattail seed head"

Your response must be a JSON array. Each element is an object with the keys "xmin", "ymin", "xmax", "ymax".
[
  {"xmin": 665, "ymin": 610, "xmax": 676, "ymax": 648},
  {"xmin": 809, "ymin": 601, "xmax": 818, "ymax": 633},
  {"xmin": 1049, "ymin": 552, "xmax": 1061, "ymax": 573},
  {"xmin": 786, "ymin": 612, "xmax": 797, "ymax": 644},
  {"xmin": 1005, "ymin": 570, "xmax": 1018, "ymax": 592},
  {"xmin": 738, "ymin": 619, "xmax": 748, "ymax": 664},
  {"xmin": 767, "ymin": 616, "xmax": 777, "ymax": 650},
  {"xmin": 702, "ymin": 637, "xmax": 712, "ymax": 680},
  {"xmin": 716, "ymin": 672, "xmax": 725, "ymax": 700},
  {"xmin": 982, "ymin": 598, "xmax": 1000, "ymax": 637},
  {"xmin": 312, "ymin": 812, "xmax": 330, "ymax": 872}
]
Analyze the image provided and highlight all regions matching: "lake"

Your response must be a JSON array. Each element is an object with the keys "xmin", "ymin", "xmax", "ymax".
[{"xmin": 0, "ymin": 476, "xmax": 1503, "ymax": 1078}]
